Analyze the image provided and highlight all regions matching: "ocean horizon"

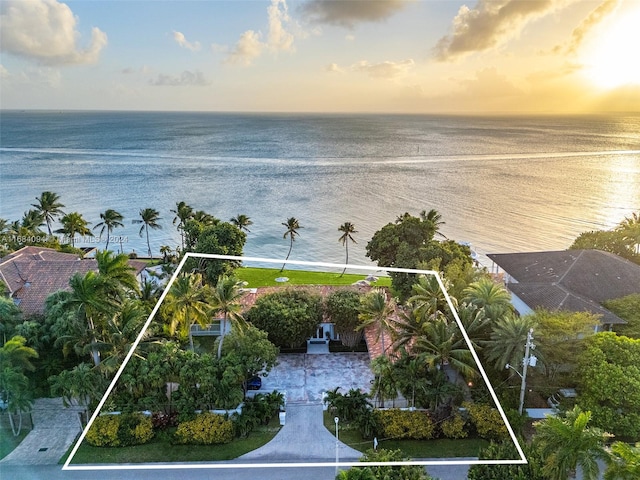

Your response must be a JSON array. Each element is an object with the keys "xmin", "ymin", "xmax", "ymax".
[{"xmin": 1, "ymin": 110, "xmax": 639, "ymax": 269}]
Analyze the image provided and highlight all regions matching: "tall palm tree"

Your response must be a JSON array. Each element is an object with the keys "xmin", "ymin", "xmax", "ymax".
[
  {"xmin": 134, "ymin": 208, "xmax": 162, "ymax": 258},
  {"xmin": 605, "ymin": 441, "xmax": 640, "ymax": 480},
  {"xmin": 281, "ymin": 217, "xmax": 302, "ymax": 272},
  {"xmin": 356, "ymin": 288, "xmax": 396, "ymax": 356},
  {"xmin": 420, "ymin": 208, "xmax": 447, "ymax": 239},
  {"xmin": 55, "ymin": 212, "xmax": 92, "ymax": 247},
  {"xmin": 230, "ymin": 214, "xmax": 253, "ymax": 233},
  {"xmin": 171, "ymin": 201, "xmax": 194, "ymax": 251},
  {"xmin": 617, "ymin": 212, "xmax": 640, "ymax": 254},
  {"xmin": 94, "ymin": 209, "xmax": 124, "ymax": 252},
  {"xmin": 414, "ymin": 318, "xmax": 478, "ymax": 380},
  {"xmin": 0, "ymin": 368, "xmax": 32, "ymax": 436},
  {"xmin": 162, "ymin": 273, "xmax": 211, "ymax": 350},
  {"xmin": 95, "ymin": 250, "xmax": 139, "ymax": 298},
  {"xmin": 482, "ymin": 313, "xmax": 536, "ymax": 370},
  {"xmin": 20, "ymin": 209, "xmax": 45, "ymax": 234},
  {"xmin": 32, "ymin": 191, "xmax": 65, "ymax": 236},
  {"xmin": 0, "ymin": 336, "xmax": 38, "ymax": 373},
  {"xmin": 210, "ymin": 275, "xmax": 247, "ymax": 359},
  {"xmin": 462, "ymin": 277, "xmax": 513, "ymax": 322},
  {"xmin": 408, "ymin": 274, "xmax": 457, "ymax": 321},
  {"xmin": 49, "ymin": 363, "xmax": 105, "ymax": 428},
  {"xmin": 338, "ymin": 222, "xmax": 357, "ymax": 276},
  {"xmin": 534, "ymin": 406, "xmax": 611, "ymax": 480}
]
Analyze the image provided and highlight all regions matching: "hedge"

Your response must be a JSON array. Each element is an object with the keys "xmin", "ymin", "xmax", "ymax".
[
  {"xmin": 374, "ymin": 409, "xmax": 436, "ymax": 440},
  {"xmin": 174, "ymin": 413, "xmax": 234, "ymax": 445},
  {"xmin": 85, "ymin": 413, "xmax": 154, "ymax": 447}
]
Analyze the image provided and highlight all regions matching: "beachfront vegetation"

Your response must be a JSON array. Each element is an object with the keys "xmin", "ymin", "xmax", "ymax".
[
  {"xmin": 94, "ymin": 209, "xmax": 124, "ymax": 252},
  {"xmin": 32, "ymin": 191, "xmax": 65, "ymax": 236},
  {"xmin": 570, "ymin": 212, "xmax": 640, "ymax": 264},
  {"xmin": 604, "ymin": 293, "xmax": 640, "ymax": 339},
  {"xmin": 55, "ymin": 212, "xmax": 93, "ymax": 248},
  {"xmin": 338, "ymin": 221, "xmax": 357, "ymax": 276},
  {"xmin": 281, "ymin": 216, "xmax": 302, "ymax": 271},
  {"xmin": 134, "ymin": 208, "xmax": 162, "ymax": 258}
]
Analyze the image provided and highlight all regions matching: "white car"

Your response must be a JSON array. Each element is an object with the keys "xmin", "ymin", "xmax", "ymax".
[{"xmin": 547, "ymin": 388, "xmax": 577, "ymax": 409}]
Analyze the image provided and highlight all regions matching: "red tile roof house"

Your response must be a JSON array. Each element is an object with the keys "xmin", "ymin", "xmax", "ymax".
[
  {"xmin": 487, "ymin": 249, "xmax": 640, "ymax": 332},
  {"xmin": 0, "ymin": 246, "xmax": 147, "ymax": 317}
]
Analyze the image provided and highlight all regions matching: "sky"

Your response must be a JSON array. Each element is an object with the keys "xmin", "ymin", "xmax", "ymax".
[{"xmin": 1, "ymin": 0, "xmax": 640, "ymax": 114}]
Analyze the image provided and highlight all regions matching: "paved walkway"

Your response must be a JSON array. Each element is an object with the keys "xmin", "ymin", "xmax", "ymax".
[
  {"xmin": 261, "ymin": 353, "xmax": 374, "ymax": 403},
  {"xmin": 239, "ymin": 403, "xmax": 363, "ymax": 462},
  {"xmin": 1, "ymin": 397, "xmax": 83, "ymax": 466}
]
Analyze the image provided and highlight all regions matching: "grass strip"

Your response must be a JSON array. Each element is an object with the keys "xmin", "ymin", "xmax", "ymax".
[
  {"xmin": 235, "ymin": 267, "xmax": 391, "ymax": 288},
  {"xmin": 0, "ymin": 425, "xmax": 28, "ymax": 460}
]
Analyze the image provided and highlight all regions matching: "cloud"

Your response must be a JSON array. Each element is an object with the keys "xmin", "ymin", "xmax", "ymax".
[
  {"xmin": 352, "ymin": 59, "xmax": 415, "ymax": 79},
  {"xmin": 457, "ymin": 67, "xmax": 524, "ymax": 97},
  {"xmin": 325, "ymin": 63, "xmax": 344, "ymax": 73},
  {"xmin": 557, "ymin": 0, "xmax": 620, "ymax": 54},
  {"xmin": 0, "ymin": 64, "xmax": 9, "ymax": 79},
  {"xmin": 0, "ymin": 0, "xmax": 107, "ymax": 65},
  {"xmin": 121, "ymin": 65, "xmax": 151, "ymax": 75},
  {"xmin": 302, "ymin": 0, "xmax": 410, "ymax": 28},
  {"xmin": 434, "ymin": 0, "xmax": 561, "ymax": 61},
  {"xmin": 149, "ymin": 70, "xmax": 211, "ymax": 87},
  {"xmin": 173, "ymin": 31, "xmax": 201, "ymax": 52},
  {"xmin": 225, "ymin": 0, "xmax": 297, "ymax": 66}
]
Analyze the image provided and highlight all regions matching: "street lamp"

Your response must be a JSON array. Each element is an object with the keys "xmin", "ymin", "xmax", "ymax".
[
  {"xmin": 334, "ymin": 417, "xmax": 339, "ymax": 475},
  {"xmin": 505, "ymin": 328, "xmax": 537, "ymax": 415}
]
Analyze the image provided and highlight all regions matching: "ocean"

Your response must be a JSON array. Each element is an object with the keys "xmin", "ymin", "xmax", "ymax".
[{"xmin": 1, "ymin": 110, "xmax": 639, "ymax": 269}]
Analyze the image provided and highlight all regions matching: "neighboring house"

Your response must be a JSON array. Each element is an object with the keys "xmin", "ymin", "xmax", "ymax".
[
  {"xmin": 487, "ymin": 249, "xmax": 640, "ymax": 331},
  {"xmin": 0, "ymin": 246, "xmax": 147, "ymax": 317}
]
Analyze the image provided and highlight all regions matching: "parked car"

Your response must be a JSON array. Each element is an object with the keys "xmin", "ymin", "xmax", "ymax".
[
  {"xmin": 247, "ymin": 376, "xmax": 262, "ymax": 390},
  {"xmin": 547, "ymin": 388, "xmax": 577, "ymax": 409}
]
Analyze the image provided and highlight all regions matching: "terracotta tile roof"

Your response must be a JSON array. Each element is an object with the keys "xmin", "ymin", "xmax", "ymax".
[
  {"xmin": 487, "ymin": 249, "xmax": 640, "ymax": 326},
  {"xmin": 0, "ymin": 246, "xmax": 146, "ymax": 317}
]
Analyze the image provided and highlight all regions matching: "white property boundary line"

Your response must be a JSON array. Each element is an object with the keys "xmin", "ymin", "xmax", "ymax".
[{"xmin": 63, "ymin": 253, "xmax": 527, "ymax": 471}]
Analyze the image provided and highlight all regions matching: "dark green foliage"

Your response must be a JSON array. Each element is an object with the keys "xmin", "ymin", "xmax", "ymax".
[
  {"xmin": 570, "ymin": 230, "xmax": 639, "ymax": 264},
  {"xmin": 246, "ymin": 289, "xmax": 323, "ymax": 348},
  {"xmin": 337, "ymin": 448, "xmax": 435, "ymax": 480},
  {"xmin": 365, "ymin": 212, "xmax": 471, "ymax": 300},
  {"xmin": 192, "ymin": 222, "xmax": 246, "ymax": 283},
  {"xmin": 233, "ymin": 391, "xmax": 284, "ymax": 438},
  {"xmin": 576, "ymin": 332, "xmax": 640, "ymax": 439},
  {"xmin": 325, "ymin": 290, "xmax": 363, "ymax": 347},
  {"xmin": 467, "ymin": 440, "xmax": 546, "ymax": 480},
  {"xmin": 604, "ymin": 293, "xmax": 640, "ymax": 339}
]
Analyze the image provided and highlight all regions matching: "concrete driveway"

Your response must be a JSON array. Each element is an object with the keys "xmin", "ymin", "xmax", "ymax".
[{"xmin": 258, "ymin": 353, "xmax": 374, "ymax": 403}]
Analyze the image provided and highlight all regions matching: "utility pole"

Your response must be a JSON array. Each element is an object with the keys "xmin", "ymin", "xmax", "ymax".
[{"xmin": 506, "ymin": 328, "xmax": 537, "ymax": 415}]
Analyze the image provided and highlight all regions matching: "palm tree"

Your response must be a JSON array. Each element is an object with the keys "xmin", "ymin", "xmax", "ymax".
[
  {"xmin": 281, "ymin": 217, "xmax": 302, "ymax": 272},
  {"xmin": 0, "ymin": 336, "xmax": 38, "ymax": 373},
  {"xmin": 49, "ymin": 363, "xmax": 105, "ymax": 428},
  {"xmin": 210, "ymin": 275, "xmax": 247, "ymax": 359},
  {"xmin": 230, "ymin": 214, "xmax": 253, "ymax": 233},
  {"xmin": 617, "ymin": 212, "xmax": 640, "ymax": 254},
  {"xmin": 55, "ymin": 212, "xmax": 92, "ymax": 248},
  {"xmin": 356, "ymin": 288, "xmax": 396, "ymax": 356},
  {"xmin": 134, "ymin": 208, "xmax": 162, "ymax": 258},
  {"xmin": 420, "ymin": 208, "xmax": 447, "ymax": 239},
  {"xmin": 414, "ymin": 318, "xmax": 478, "ymax": 380},
  {"xmin": 408, "ymin": 274, "xmax": 457, "ymax": 321},
  {"xmin": 0, "ymin": 368, "xmax": 32, "ymax": 436},
  {"xmin": 20, "ymin": 209, "xmax": 45, "ymax": 234},
  {"xmin": 338, "ymin": 222, "xmax": 357, "ymax": 276},
  {"xmin": 94, "ymin": 209, "xmax": 124, "ymax": 252},
  {"xmin": 162, "ymin": 273, "xmax": 211, "ymax": 350},
  {"xmin": 32, "ymin": 191, "xmax": 65, "ymax": 235},
  {"xmin": 534, "ymin": 406, "xmax": 611, "ymax": 480},
  {"xmin": 462, "ymin": 277, "xmax": 513, "ymax": 322},
  {"xmin": 482, "ymin": 313, "xmax": 536, "ymax": 370},
  {"xmin": 605, "ymin": 441, "xmax": 640, "ymax": 480},
  {"xmin": 95, "ymin": 250, "xmax": 139, "ymax": 298},
  {"xmin": 171, "ymin": 201, "xmax": 194, "ymax": 251}
]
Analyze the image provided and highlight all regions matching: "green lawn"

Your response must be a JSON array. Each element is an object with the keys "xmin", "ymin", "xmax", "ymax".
[
  {"xmin": 64, "ymin": 420, "xmax": 281, "ymax": 464},
  {"xmin": 234, "ymin": 267, "xmax": 391, "ymax": 288},
  {"xmin": 0, "ymin": 418, "xmax": 29, "ymax": 460},
  {"xmin": 322, "ymin": 412, "xmax": 488, "ymax": 458}
]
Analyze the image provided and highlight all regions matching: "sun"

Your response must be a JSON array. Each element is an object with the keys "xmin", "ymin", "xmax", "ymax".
[{"xmin": 582, "ymin": 8, "xmax": 640, "ymax": 89}]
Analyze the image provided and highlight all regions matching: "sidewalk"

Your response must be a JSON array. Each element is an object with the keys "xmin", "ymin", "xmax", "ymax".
[{"xmin": 0, "ymin": 397, "xmax": 83, "ymax": 466}]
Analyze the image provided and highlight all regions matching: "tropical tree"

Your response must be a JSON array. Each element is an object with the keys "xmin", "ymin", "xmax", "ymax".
[
  {"xmin": 617, "ymin": 211, "xmax": 640, "ymax": 254},
  {"xmin": 49, "ymin": 363, "xmax": 106, "ymax": 428},
  {"xmin": 356, "ymin": 288, "xmax": 396, "ymax": 357},
  {"xmin": 325, "ymin": 290, "xmax": 363, "ymax": 348},
  {"xmin": 230, "ymin": 214, "xmax": 253, "ymax": 233},
  {"xmin": 534, "ymin": 406, "xmax": 611, "ymax": 480},
  {"xmin": 605, "ymin": 441, "xmax": 640, "ymax": 480},
  {"xmin": 55, "ymin": 212, "xmax": 92, "ymax": 247},
  {"xmin": 210, "ymin": 275, "xmax": 247, "ymax": 359},
  {"xmin": 0, "ymin": 335, "xmax": 38, "ymax": 373},
  {"xmin": 171, "ymin": 201, "xmax": 194, "ymax": 251},
  {"xmin": 94, "ymin": 209, "xmax": 124, "ymax": 252},
  {"xmin": 95, "ymin": 249, "xmax": 139, "ymax": 298},
  {"xmin": 369, "ymin": 355, "xmax": 398, "ymax": 408},
  {"xmin": 420, "ymin": 208, "xmax": 447, "ymax": 239},
  {"xmin": 482, "ymin": 313, "xmax": 537, "ymax": 370},
  {"xmin": 0, "ymin": 297, "xmax": 22, "ymax": 344},
  {"xmin": 20, "ymin": 209, "xmax": 45, "ymax": 233},
  {"xmin": 134, "ymin": 208, "xmax": 162, "ymax": 258},
  {"xmin": 32, "ymin": 191, "xmax": 65, "ymax": 235},
  {"xmin": 281, "ymin": 217, "xmax": 302, "ymax": 271},
  {"xmin": 0, "ymin": 367, "xmax": 32, "ymax": 436},
  {"xmin": 162, "ymin": 273, "xmax": 212, "ymax": 350},
  {"xmin": 338, "ymin": 222, "xmax": 357, "ymax": 276},
  {"xmin": 408, "ymin": 274, "xmax": 456, "ymax": 321},
  {"xmin": 462, "ymin": 277, "xmax": 513, "ymax": 322}
]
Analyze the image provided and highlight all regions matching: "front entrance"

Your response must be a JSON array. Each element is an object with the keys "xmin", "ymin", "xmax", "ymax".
[{"xmin": 306, "ymin": 323, "xmax": 334, "ymax": 353}]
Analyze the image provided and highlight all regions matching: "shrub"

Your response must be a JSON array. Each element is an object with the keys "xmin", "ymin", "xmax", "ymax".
[
  {"xmin": 441, "ymin": 413, "xmax": 468, "ymax": 439},
  {"xmin": 151, "ymin": 411, "xmax": 178, "ymax": 430},
  {"xmin": 174, "ymin": 413, "xmax": 234, "ymax": 445},
  {"xmin": 85, "ymin": 413, "xmax": 154, "ymax": 447},
  {"xmin": 374, "ymin": 409, "xmax": 436, "ymax": 440},
  {"xmin": 464, "ymin": 402, "xmax": 508, "ymax": 441}
]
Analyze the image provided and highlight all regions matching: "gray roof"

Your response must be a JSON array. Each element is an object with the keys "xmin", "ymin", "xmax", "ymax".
[{"xmin": 487, "ymin": 249, "xmax": 640, "ymax": 326}]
